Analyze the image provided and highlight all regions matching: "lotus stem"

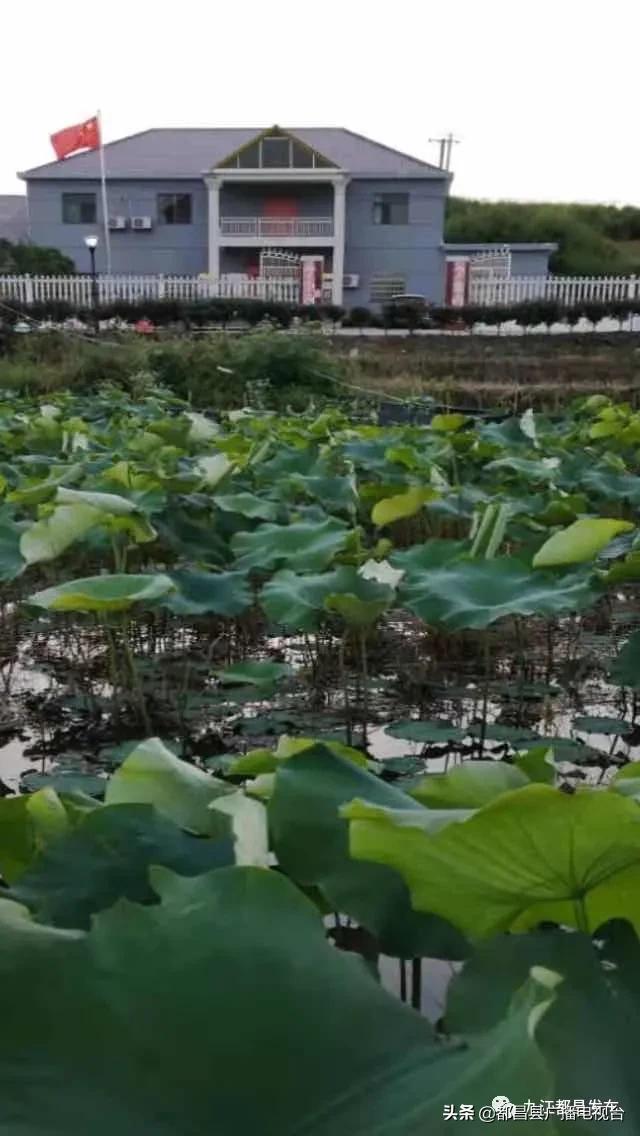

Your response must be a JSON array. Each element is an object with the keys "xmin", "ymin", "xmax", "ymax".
[{"xmin": 121, "ymin": 614, "xmax": 151, "ymax": 735}]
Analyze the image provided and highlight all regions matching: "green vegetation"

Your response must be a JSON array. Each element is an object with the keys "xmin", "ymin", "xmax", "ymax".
[
  {"xmin": 1, "ymin": 384, "xmax": 640, "ymax": 1126},
  {"xmin": 0, "ymin": 239, "xmax": 75, "ymax": 275},
  {"xmin": 446, "ymin": 196, "xmax": 640, "ymax": 275}
]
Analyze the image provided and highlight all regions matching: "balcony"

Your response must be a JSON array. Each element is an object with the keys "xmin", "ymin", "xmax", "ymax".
[{"xmin": 220, "ymin": 216, "xmax": 334, "ymax": 239}]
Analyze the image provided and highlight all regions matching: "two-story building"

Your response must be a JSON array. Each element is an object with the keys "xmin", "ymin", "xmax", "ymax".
[{"xmin": 20, "ymin": 125, "xmax": 452, "ymax": 308}]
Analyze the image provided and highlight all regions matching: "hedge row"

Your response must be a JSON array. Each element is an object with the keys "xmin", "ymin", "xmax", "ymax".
[{"xmin": 1, "ymin": 295, "xmax": 639, "ymax": 332}]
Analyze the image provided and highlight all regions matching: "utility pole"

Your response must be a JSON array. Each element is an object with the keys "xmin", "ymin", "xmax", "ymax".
[{"xmin": 429, "ymin": 133, "xmax": 460, "ymax": 171}]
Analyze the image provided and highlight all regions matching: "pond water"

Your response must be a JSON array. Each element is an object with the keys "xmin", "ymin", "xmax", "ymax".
[{"xmin": 2, "ymin": 608, "xmax": 639, "ymax": 794}]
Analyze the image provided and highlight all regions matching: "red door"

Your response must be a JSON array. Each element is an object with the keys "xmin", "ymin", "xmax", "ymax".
[
  {"xmin": 264, "ymin": 197, "xmax": 299, "ymax": 217},
  {"xmin": 263, "ymin": 197, "xmax": 299, "ymax": 237}
]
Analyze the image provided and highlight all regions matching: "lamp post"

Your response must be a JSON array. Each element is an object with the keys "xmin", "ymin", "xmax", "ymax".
[{"xmin": 84, "ymin": 235, "xmax": 99, "ymax": 332}]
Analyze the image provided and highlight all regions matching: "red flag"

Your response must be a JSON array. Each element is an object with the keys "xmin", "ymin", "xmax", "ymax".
[{"xmin": 50, "ymin": 116, "xmax": 100, "ymax": 161}]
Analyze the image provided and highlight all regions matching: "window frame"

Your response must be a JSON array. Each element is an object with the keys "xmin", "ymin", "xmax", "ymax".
[
  {"xmin": 372, "ymin": 193, "xmax": 409, "ymax": 226},
  {"xmin": 157, "ymin": 192, "xmax": 193, "ymax": 225},
  {"xmin": 220, "ymin": 136, "xmax": 335, "ymax": 170},
  {"xmin": 62, "ymin": 192, "xmax": 97, "ymax": 224}
]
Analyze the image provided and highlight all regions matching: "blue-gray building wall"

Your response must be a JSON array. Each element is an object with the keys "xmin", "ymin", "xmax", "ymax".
[
  {"xmin": 344, "ymin": 178, "xmax": 447, "ymax": 307},
  {"xmin": 443, "ymin": 244, "xmax": 555, "ymax": 278},
  {"xmin": 509, "ymin": 249, "xmax": 554, "ymax": 276},
  {"xmin": 26, "ymin": 174, "xmax": 449, "ymax": 302},
  {"xmin": 26, "ymin": 178, "xmax": 209, "ymax": 274}
]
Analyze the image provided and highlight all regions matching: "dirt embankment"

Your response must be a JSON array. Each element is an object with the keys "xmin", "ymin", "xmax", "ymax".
[{"xmin": 334, "ymin": 332, "xmax": 640, "ymax": 411}]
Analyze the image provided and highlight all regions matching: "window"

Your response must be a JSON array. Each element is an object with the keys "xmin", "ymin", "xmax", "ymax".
[
  {"xmin": 261, "ymin": 137, "xmax": 290, "ymax": 168},
  {"xmin": 238, "ymin": 141, "xmax": 260, "ymax": 168},
  {"xmin": 370, "ymin": 275, "xmax": 406, "ymax": 302},
  {"xmin": 219, "ymin": 132, "xmax": 337, "ymax": 170},
  {"xmin": 62, "ymin": 193, "xmax": 96, "ymax": 224},
  {"xmin": 157, "ymin": 193, "xmax": 192, "ymax": 224},
  {"xmin": 372, "ymin": 193, "xmax": 409, "ymax": 225},
  {"xmin": 291, "ymin": 140, "xmax": 314, "ymax": 168}
]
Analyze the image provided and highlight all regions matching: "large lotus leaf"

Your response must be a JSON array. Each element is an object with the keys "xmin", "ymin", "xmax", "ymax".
[
  {"xmin": 196, "ymin": 452, "xmax": 233, "ymax": 488},
  {"xmin": 484, "ymin": 455, "xmax": 561, "ymax": 482},
  {"xmin": 231, "ymin": 516, "xmax": 349, "ymax": 573},
  {"xmin": 609, "ymin": 770, "xmax": 640, "ymax": 803},
  {"xmin": 610, "ymin": 630, "xmax": 640, "ymax": 689},
  {"xmin": 605, "ymin": 549, "xmax": 640, "ymax": 584},
  {"xmin": 256, "ymin": 444, "xmax": 322, "ymax": 480},
  {"xmin": 431, "ymin": 413, "xmax": 467, "ymax": 433},
  {"xmin": 513, "ymin": 746, "xmax": 556, "ymax": 785},
  {"xmin": 185, "ymin": 410, "xmax": 220, "ymax": 442},
  {"xmin": 7, "ymin": 461, "xmax": 84, "ymax": 506},
  {"xmin": 21, "ymin": 770, "xmax": 106, "ymax": 798},
  {"xmin": 532, "ymin": 517, "xmax": 634, "ymax": 568},
  {"xmin": 215, "ymin": 660, "xmax": 291, "ymax": 686},
  {"xmin": 26, "ymin": 573, "xmax": 175, "ymax": 612},
  {"xmin": 155, "ymin": 508, "xmax": 230, "ymax": 565},
  {"xmin": 341, "ymin": 435, "xmax": 409, "ymax": 477},
  {"xmin": 411, "ymin": 760, "xmax": 529, "ymax": 808},
  {"xmin": 371, "ymin": 487, "xmax": 437, "ymax": 528},
  {"xmin": 385, "ymin": 720, "xmax": 466, "ymax": 744},
  {"xmin": 466, "ymin": 723, "xmax": 540, "ymax": 744},
  {"xmin": 573, "ymin": 715, "xmax": 632, "ymax": 736},
  {"xmin": 391, "ymin": 538, "xmax": 468, "ymax": 574},
  {"xmin": 395, "ymin": 550, "xmax": 598, "ymax": 630},
  {"xmin": 20, "ymin": 503, "xmax": 102, "ymax": 564},
  {"xmin": 274, "ymin": 734, "xmax": 368, "ymax": 768},
  {"xmin": 269, "ymin": 744, "xmax": 467, "ymax": 959},
  {"xmin": 0, "ymin": 789, "xmax": 69, "ymax": 884},
  {"xmin": 105, "ymin": 512, "xmax": 157, "ymax": 544},
  {"xmin": 102, "ymin": 461, "xmax": 163, "ymax": 493},
  {"xmin": 164, "ymin": 569, "xmax": 252, "ymax": 617},
  {"xmin": 533, "ymin": 736, "xmax": 607, "ymax": 764},
  {"xmin": 286, "ymin": 473, "xmax": 358, "ymax": 515},
  {"xmin": 105, "ymin": 737, "xmax": 233, "ymax": 836},
  {"xmin": 578, "ymin": 466, "xmax": 640, "ymax": 507},
  {"xmin": 55, "ymin": 486, "xmax": 139, "ymax": 515},
  {"xmin": 446, "ymin": 922, "xmax": 640, "ymax": 1130},
  {"xmin": 323, "ymin": 566, "xmax": 395, "ymax": 627},
  {"xmin": 225, "ymin": 749, "xmax": 278, "ymax": 776},
  {"xmin": 213, "ymin": 491, "xmax": 279, "ymax": 521},
  {"xmin": 0, "ymin": 867, "xmax": 555, "ymax": 1135},
  {"xmin": 345, "ymin": 784, "xmax": 640, "ymax": 938},
  {"xmin": 211, "ymin": 791, "xmax": 270, "ymax": 868},
  {"xmin": 259, "ymin": 568, "xmax": 336, "ymax": 633},
  {"xmin": 9, "ymin": 803, "xmax": 234, "ymax": 929},
  {"xmin": 0, "ymin": 515, "xmax": 25, "ymax": 580}
]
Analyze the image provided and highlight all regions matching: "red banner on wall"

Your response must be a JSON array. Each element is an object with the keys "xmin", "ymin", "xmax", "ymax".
[
  {"xmin": 445, "ymin": 259, "xmax": 469, "ymax": 307},
  {"xmin": 301, "ymin": 256, "xmax": 324, "ymax": 305}
]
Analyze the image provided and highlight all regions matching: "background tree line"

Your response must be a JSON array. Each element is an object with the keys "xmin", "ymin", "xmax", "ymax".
[{"xmin": 445, "ymin": 198, "xmax": 640, "ymax": 276}]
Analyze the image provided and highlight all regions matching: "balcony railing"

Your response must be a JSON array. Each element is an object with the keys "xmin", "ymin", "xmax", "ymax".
[{"xmin": 220, "ymin": 216, "xmax": 334, "ymax": 238}]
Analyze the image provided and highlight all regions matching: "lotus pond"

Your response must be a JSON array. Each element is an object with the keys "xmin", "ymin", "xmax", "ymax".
[{"xmin": 3, "ymin": 382, "xmax": 640, "ymax": 1131}]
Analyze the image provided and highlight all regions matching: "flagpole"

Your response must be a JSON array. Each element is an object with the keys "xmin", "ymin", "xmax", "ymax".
[{"xmin": 97, "ymin": 109, "xmax": 112, "ymax": 275}]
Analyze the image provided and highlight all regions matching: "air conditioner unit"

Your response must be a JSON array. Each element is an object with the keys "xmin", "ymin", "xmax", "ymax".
[
  {"xmin": 131, "ymin": 216, "xmax": 153, "ymax": 231},
  {"xmin": 343, "ymin": 273, "xmax": 360, "ymax": 289},
  {"xmin": 108, "ymin": 215, "xmax": 127, "ymax": 230}
]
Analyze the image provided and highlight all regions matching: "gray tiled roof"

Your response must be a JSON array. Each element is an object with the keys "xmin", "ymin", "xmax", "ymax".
[
  {"xmin": 20, "ymin": 128, "xmax": 448, "ymax": 181},
  {"xmin": 0, "ymin": 195, "xmax": 28, "ymax": 241}
]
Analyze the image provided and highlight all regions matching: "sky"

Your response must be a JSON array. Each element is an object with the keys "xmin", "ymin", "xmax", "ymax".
[{"xmin": 3, "ymin": 0, "xmax": 639, "ymax": 204}]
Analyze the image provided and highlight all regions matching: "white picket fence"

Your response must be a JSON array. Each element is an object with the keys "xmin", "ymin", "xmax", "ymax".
[
  {"xmin": 470, "ymin": 273, "xmax": 640, "ymax": 307},
  {"xmin": 0, "ymin": 273, "xmax": 301, "ymax": 306}
]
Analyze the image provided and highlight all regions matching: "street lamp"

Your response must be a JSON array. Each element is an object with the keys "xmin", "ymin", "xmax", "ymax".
[{"xmin": 84, "ymin": 235, "xmax": 99, "ymax": 331}]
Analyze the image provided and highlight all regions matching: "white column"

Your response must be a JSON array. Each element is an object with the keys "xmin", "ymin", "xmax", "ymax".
[
  {"xmin": 331, "ymin": 177, "xmax": 347, "ymax": 306},
  {"xmin": 206, "ymin": 176, "xmax": 222, "ymax": 278}
]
